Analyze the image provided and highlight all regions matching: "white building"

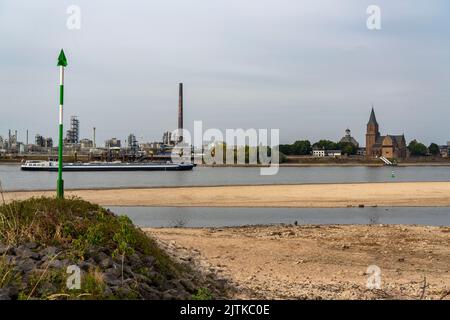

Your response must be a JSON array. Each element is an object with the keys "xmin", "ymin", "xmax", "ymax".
[
  {"xmin": 312, "ymin": 148, "xmax": 341, "ymax": 158},
  {"xmin": 312, "ymin": 148, "xmax": 326, "ymax": 157}
]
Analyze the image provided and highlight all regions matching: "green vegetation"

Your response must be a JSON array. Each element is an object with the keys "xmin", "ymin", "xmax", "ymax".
[
  {"xmin": 279, "ymin": 139, "xmax": 357, "ymax": 156},
  {"xmin": 0, "ymin": 197, "xmax": 186, "ymax": 299},
  {"xmin": 312, "ymin": 140, "xmax": 338, "ymax": 151},
  {"xmin": 279, "ymin": 140, "xmax": 312, "ymax": 155},
  {"xmin": 192, "ymin": 287, "xmax": 214, "ymax": 300},
  {"xmin": 408, "ymin": 140, "xmax": 428, "ymax": 156},
  {"xmin": 428, "ymin": 143, "xmax": 440, "ymax": 156},
  {"xmin": 336, "ymin": 142, "xmax": 357, "ymax": 156}
]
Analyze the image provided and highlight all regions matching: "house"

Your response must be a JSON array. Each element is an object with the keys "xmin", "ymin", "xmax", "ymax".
[
  {"xmin": 312, "ymin": 148, "xmax": 341, "ymax": 158},
  {"xmin": 312, "ymin": 148, "xmax": 326, "ymax": 157}
]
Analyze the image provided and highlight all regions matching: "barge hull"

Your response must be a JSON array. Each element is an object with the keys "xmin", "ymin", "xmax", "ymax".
[{"xmin": 21, "ymin": 164, "xmax": 194, "ymax": 172}]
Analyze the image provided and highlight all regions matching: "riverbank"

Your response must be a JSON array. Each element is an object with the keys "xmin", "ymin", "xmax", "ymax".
[
  {"xmin": 3, "ymin": 182, "xmax": 450, "ymax": 208},
  {"xmin": 146, "ymin": 224, "xmax": 450, "ymax": 299}
]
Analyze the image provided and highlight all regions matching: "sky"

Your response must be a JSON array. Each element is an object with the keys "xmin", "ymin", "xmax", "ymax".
[{"xmin": 0, "ymin": 0, "xmax": 449, "ymax": 146}]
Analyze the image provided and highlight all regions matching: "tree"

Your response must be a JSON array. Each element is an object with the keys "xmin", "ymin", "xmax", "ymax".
[
  {"xmin": 337, "ymin": 142, "xmax": 357, "ymax": 155},
  {"xmin": 279, "ymin": 144, "xmax": 293, "ymax": 155},
  {"xmin": 278, "ymin": 140, "xmax": 311, "ymax": 155},
  {"xmin": 291, "ymin": 140, "xmax": 312, "ymax": 155},
  {"xmin": 313, "ymin": 140, "xmax": 337, "ymax": 150},
  {"xmin": 428, "ymin": 143, "xmax": 440, "ymax": 156},
  {"xmin": 408, "ymin": 140, "xmax": 427, "ymax": 156}
]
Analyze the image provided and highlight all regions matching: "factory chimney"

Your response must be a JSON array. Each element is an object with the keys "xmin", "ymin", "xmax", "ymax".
[
  {"xmin": 178, "ymin": 83, "xmax": 183, "ymax": 142},
  {"xmin": 93, "ymin": 127, "xmax": 96, "ymax": 148},
  {"xmin": 26, "ymin": 130, "xmax": 29, "ymax": 145}
]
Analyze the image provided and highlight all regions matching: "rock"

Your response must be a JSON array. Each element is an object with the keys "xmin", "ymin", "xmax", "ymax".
[
  {"xmin": 180, "ymin": 279, "xmax": 195, "ymax": 293},
  {"xmin": 15, "ymin": 260, "xmax": 36, "ymax": 273},
  {"xmin": 103, "ymin": 287, "xmax": 114, "ymax": 298},
  {"xmin": 162, "ymin": 289, "xmax": 178, "ymax": 300},
  {"xmin": 126, "ymin": 253, "xmax": 142, "ymax": 266},
  {"xmin": 0, "ymin": 244, "xmax": 12, "ymax": 255},
  {"xmin": 0, "ymin": 286, "xmax": 18, "ymax": 300},
  {"xmin": 99, "ymin": 257, "xmax": 114, "ymax": 269},
  {"xmin": 48, "ymin": 259, "xmax": 63, "ymax": 269},
  {"xmin": 94, "ymin": 251, "xmax": 109, "ymax": 263},
  {"xmin": 37, "ymin": 282, "xmax": 57, "ymax": 296},
  {"xmin": 102, "ymin": 272, "xmax": 122, "ymax": 286},
  {"xmin": 0, "ymin": 292, "xmax": 11, "ymax": 300},
  {"xmin": 40, "ymin": 246, "xmax": 58, "ymax": 257},
  {"xmin": 105, "ymin": 267, "xmax": 121, "ymax": 277},
  {"xmin": 139, "ymin": 283, "xmax": 161, "ymax": 299},
  {"xmin": 14, "ymin": 246, "xmax": 40, "ymax": 260},
  {"xmin": 24, "ymin": 242, "xmax": 38, "ymax": 250},
  {"xmin": 78, "ymin": 261, "xmax": 92, "ymax": 271},
  {"xmin": 398, "ymin": 257, "xmax": 405, "ymax": 262},
  {"xmin": 3, "ymin": 255, "xmax": 15, "ymax": 264},
  {"xmin": 111, "ymin": 286, "xmax": 134, "ymax": 299},
  {"xmin": 143, "ymin": 256, "xmax": 155, "ymax": 265}
]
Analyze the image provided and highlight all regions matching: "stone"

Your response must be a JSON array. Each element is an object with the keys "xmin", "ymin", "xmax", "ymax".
[
  {"xmin": 102, "ymin": 272, "xmax": 122, "ymax": 286},
  {"xmin": 24, "ymin": 242, "xmax": 38, "ymax": 250},
  {"xmin": 112, "ymin": 286, "xmax": 134, "ymax": 299},
  {"xmin": 143, "ymin": 256, "xmax": 155, "ymax": 265},
  {"xmin": 37, "ymin": 282, "xmax": 57, "ymax": 296},
  {"xmin": 79, "ymin": 261, "xmax": 93, "ymax": 271},
  {"xmin": 0, "ymin": 286, "xmax": 18, "ymax": 300},
  {"xmin": 99, "ymin": 257, "xmax": 114, "ymax": 269},
  {"xmin": 139, "ymin": 283, "xmax": 161, "ymax": 299},
  {"xmin": 14, "ymin": 246, "xmax": 34, "ymax": 258},
  {"xmin": 180, "ymin": 278, "xmax": 195, "ymax": 293},
  {"xmin": 0, "ymin": 293, "xmax": 11, "ymax": 300},
  {"xmin": 103, "ymin": 287, "xmax": 114, "ymax": 298},
  {"xmin": 15, "ymin": 260, "xmax": 36, "ymax": 273},
  {"xmin": 126, "ymin": 253, "xmax": 142, "ymax": 266},
  {"xmin": 105, "ymin": 267, "xmax": 120, "ymax": 277},
  {"xmin": 0, "ymin": 244, "xmax": 12, "ymax": 255},
  {"xmin": 48, "ymin": 259, "xmax": 63, "ymax": 269},
  {"xmin": 40, "ymin": 246, "xmax": 58, "ymax": 257},
  {"xmin": 162, "ymin": 289, "xmax": 178, "ymax": 300},
  {"xmin": 94, "ymin": 251, "xmax": 109, "ymax": 263}
]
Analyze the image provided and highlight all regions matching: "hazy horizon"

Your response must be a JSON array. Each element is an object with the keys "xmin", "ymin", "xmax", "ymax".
[{"xmin": 1, "ymin": 0, "xmax": 449, "ymax": 146}]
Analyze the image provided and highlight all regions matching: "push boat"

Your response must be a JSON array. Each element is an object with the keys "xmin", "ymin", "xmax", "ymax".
[{"xmin": 20, "ymin": 160, "xmax": 194, "ymax": 171}]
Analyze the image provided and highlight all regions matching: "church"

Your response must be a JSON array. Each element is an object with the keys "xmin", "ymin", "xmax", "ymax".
[{"xmin": 365, "ymin": 107, "xmax": 407, "ymax": 159}]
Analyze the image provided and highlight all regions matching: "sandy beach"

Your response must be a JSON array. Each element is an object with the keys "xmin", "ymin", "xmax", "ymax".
[
  {"xmin": 3, "ymin": 181, "xmax": 450, "ymax": 207},
  {"xmin": 146, "ymin": 225, "xmax": 450, "ymax": 299}
]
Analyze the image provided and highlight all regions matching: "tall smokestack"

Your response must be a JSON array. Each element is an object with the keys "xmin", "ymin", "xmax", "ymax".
[
  {"xmin": 26, "ymin": 130, "xmax": 29, "ymax": 145},
  {"xmin": 178, "ymin": 83, "xmax": 183, "ymax": 142},
  {"xmin": 93, "ymin": 127, "xmax": 96, "ymax": 148}
]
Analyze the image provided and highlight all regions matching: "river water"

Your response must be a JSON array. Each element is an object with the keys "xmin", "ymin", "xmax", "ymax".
[
  {"xmin": 1, "ymin": 164, "xmax": 450, "ymax": 191},
  {"xmin": 108, "ymin": 206, "xmax": 450, "ymax": 227}
]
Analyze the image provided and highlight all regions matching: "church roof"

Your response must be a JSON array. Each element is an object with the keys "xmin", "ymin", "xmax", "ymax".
[
  {"xmin": 367, "ymin": 107, "xmax": 378, "ymax": 125},
  {"xmin": 374, "ymin": 134, "xmax": 405, "ymax": 147}
]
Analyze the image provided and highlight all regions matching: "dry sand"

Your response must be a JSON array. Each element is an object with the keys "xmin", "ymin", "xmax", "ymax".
[
  {"xmin": 3, "ymin": 181, "xmax": 450, "ymax": 207},
  {"xmin": 146, "ymin": 225, "xmax": 450, "ymax": 300}
]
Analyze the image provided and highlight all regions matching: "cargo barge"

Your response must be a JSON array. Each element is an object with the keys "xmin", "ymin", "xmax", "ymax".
[{"xmin": 20, "ymin": 160, "xmax": 194, "ymax": 171}]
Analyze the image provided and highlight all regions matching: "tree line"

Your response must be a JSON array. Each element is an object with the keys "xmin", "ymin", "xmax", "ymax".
[
  {"xmin": 279, "ymin": 139, "xmax": 443, "ymax": 157},
  {"xmin": 279, "ymin": 140, "xmax": 358, "ymax": 156},
  {"xmin": 408, "ymin": 140, "xmax": 440, "ymax": 156}
]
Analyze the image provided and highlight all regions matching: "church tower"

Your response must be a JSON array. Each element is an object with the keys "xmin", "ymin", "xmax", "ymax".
[{"xmin": 366, "ymin": 106, "xmax": 379, "ymax": 157}]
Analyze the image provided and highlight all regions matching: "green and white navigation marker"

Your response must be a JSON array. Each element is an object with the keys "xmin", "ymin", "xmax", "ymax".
[{"xmin": 57, "ymin": 49, "xmax": 68, "ymax": 198}]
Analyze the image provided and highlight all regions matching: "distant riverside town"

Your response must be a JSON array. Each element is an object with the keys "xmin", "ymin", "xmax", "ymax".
[{"xmin": 1, "ymin": 107, "xmax": 449, "ymax": 163}]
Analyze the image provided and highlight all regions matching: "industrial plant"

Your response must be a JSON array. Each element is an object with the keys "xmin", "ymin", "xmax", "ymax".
[{"xmin": 0, "ymin": 83, "xmax": 186, "ymax": 162}]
